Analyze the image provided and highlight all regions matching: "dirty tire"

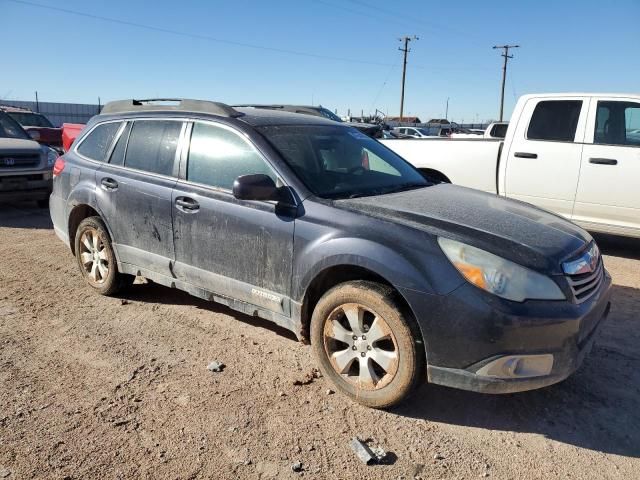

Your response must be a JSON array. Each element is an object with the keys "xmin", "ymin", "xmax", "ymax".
[
  {"xmin": 74, "ymin": 216, "xmax": 132, "ymax": 296},
  {"xmin": 311, "ymin": 280, "xmax": 424, "ymax": 408}
]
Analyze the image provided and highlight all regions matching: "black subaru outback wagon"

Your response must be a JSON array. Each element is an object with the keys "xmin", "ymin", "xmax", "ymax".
[{"xmin": 50, "ymin": 99, "xmax": 611, "ymax": 407}]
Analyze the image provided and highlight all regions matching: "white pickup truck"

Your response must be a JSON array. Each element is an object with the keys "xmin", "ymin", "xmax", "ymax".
[{"xmin": 382, "ymin": 93, "xmax": 640, "ymax": 238}]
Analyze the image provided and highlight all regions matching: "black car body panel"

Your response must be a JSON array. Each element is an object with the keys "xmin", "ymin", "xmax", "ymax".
[
  {"xmin": 335, "ymin": 184, "xmax": 592, "ymax": 274},
  {"xmin": 50, "ymin": 102, "xmax": 612, "ymax": 395}
]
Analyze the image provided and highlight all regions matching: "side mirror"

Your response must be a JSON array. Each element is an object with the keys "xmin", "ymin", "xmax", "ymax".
[{"xmin": 233, "ymin": 174, "xmax": 279, "ymax": 201}]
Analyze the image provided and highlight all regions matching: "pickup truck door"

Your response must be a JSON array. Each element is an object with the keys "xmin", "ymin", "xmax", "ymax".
[
  {"xmin": 171, "ymin": 120, "xmax": 295, "ymax": 316},
  {"xmin": 573, "ymin": 97, "xmax": 640, "ymax": 235},
  {"xmin": 503, "ymin": 97, "xmax": 588, "ymax": 218}
]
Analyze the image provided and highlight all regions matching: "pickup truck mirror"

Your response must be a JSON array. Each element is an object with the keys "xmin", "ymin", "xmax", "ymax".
[{"xmin": 233, "ymin": 174, "xmax": 280, "ymax": 202}]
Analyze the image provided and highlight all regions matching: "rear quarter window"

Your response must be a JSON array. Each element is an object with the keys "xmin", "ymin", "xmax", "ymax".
[{"xmin": 77, "ymin": 122, "xmax": 122, "ymax": 161}]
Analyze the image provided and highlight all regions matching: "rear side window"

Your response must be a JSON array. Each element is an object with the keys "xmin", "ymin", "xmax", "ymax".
[
  {"xmin": 125, "ymin": 120, "xmax": 182, "ymax": 176},
  {"xmin": 77, "ymin": 122, "xmax": 121, "ymax": 161},
  {"xmin": 187, "ymin": 122, "xmax": 277, "ymax": 190},
  {"xmin": 527, "ymin": 100, "xmax": 582, "ymax": 142},
  {"xmin": 490, "ymin": 123, "xmax": 508, "ymax": 138},
  {"xmin": 594, "ymin": 101, "xmax": 640, "ymax": 147}
]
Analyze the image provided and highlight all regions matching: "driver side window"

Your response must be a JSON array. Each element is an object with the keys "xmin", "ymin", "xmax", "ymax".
[{"xmin": 187, "ymin": 122, "xmax": 278, "ymax": 190}]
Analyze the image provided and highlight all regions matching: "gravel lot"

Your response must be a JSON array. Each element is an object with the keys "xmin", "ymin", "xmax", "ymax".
[{"xmin": 1, "ymin": 203, "xmax": 638, "ymax": 479}]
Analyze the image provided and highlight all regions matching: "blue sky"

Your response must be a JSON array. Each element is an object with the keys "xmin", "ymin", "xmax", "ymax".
[{"xmin": 2, "ymin": 0, "xmax": 638, "ymax": 122}]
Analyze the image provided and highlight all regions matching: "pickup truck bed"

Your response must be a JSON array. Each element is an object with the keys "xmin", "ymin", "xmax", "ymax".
[{"xmin": 381, "ymin": 138, "xmax": 502, "ymax": 193}]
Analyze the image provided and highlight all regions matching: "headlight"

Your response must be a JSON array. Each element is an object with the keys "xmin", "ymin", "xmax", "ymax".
[
  {"xmin": 438, "ymin": 237, "xmax": 565, "ymax": 302},
  {"xmin": 46, "ymin": 147, "xmax": 59, "ymax": 167}
]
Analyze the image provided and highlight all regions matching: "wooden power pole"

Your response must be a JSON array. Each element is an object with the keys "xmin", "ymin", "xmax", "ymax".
[
  {"xmin": 493, "ymin": 44, "xmax": 519, "ymax": 121},
  {"xmin": 399, "ymin": 35, "xmax": 418, "ymax": 122}
]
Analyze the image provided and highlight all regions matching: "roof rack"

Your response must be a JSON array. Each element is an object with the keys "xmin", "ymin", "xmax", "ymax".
[{"xmin": 100, "ymin": 98, "xmax": 243, "ymax": 117}]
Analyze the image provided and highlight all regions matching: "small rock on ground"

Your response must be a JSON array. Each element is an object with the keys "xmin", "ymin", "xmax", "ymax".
[{"xmin": 207, "ymin": 361, "xmax": 225, "ymax": 372}]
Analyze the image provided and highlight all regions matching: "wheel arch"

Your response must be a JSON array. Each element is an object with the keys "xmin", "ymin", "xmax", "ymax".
[{"xmin": 298, "ymin": 263, "xmax": 426, "ymax": 355}]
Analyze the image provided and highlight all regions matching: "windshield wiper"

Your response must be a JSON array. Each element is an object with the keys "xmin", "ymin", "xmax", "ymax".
[{"xmin": 379, "ymin": 182, "xmax": 428, "ymax": 195}]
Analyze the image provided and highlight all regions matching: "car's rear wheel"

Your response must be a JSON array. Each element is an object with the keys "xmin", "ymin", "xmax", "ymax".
[
  {"xmin": 311, "ymin": 280, "xmax": 423, "ymax": 408},
  {"xmin": 74, "ymin": 216, "xmax": 132, "ymax": 295}
]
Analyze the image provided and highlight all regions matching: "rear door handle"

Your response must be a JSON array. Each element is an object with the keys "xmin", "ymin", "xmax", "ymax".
[
  {"xmin": 100, "ymin": 178, "xmax": 118, "ymax": 190},
  {"xmin": 176, "ymin": 197, "xmax": 200, "ymax": 212},
  {"xmin": 589, "ymin": 158, "xmax": 618, "ymax": 165},
  {"xmin": 514, "ymin": 152, "xmax": 538, "ymax": 159}
]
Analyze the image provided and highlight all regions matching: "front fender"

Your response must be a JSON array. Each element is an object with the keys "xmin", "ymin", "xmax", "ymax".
[{"xmin": 293, "ymin": 236, "xmax": 444, "ymax": 302}]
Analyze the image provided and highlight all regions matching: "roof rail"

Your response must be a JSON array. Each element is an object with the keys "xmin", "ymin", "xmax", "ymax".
[{"xmin": 100, "ymin": 98, "xmax": 243, "ymax": 117}]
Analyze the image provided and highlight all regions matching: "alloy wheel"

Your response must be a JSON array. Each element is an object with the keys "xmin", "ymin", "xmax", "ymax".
[
  {"xmin": 323, "ymin": 302, "xmax": 399, "ymax": 390},
  {"xmin": 79, "ymin": 228, "xmax": 109, "ymax": 285}
]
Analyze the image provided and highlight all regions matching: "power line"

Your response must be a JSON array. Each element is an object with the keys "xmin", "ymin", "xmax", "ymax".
[
  {"xmin": 369, "ymin": 58, "xmax": 399, "ymax": 113},
  {"xmin": 345, "ymin": 0, "xmax": 487, "ymax": 43},
  {"xmin": 4, "ymin": 0, "xmax": 395, "ymax": 68},
  {"xmin": 313, "ymin": 0, "xmax": 415, "ymax": 29},
  {"xmin": 399, "ymin": 35, "xmax": 418, "ymax": 121},
  {"xmin": 6, "ymin": 0, "xmax": 495, "ymax": 75},
  {"xmin": 493, "ymin": 44, "xmax": 519, "ymax": 122}
]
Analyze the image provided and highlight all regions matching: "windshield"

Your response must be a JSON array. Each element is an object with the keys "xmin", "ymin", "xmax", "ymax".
[
  {"xmin": 318, "ymin": 108, "xmax": 343, "ymax": 123},
  {"xmin": 0, "ymin": 112, "xmax": 30, "ymax": 139},
  {"xmin": 8, "ymin": 112, "xmax": 54, "ymax": 128},
  {"xmin": 258, "ymin": 125, "xmax": 429, "ymax": 199}
]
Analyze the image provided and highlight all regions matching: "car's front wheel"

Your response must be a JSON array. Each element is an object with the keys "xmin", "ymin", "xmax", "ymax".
[
  {"xmin": 74, "ymin": 216, "xmax": 133, "ymax": 295},
  {"xmin": 311, "ymin": 280, "xmax": 424, "ymax": 408}
]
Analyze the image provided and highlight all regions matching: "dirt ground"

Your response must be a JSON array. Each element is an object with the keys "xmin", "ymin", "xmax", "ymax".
[{"xmin": 1, "ymin": 203, "xmax": 639, "ymax": 480}]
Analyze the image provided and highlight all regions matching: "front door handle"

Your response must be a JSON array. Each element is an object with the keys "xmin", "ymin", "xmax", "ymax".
[
  {"xmin": 589, "ymin": 158, "xmax": 618, "ymax": 165},
  {"xmin": 176, "ymin": 197, "xmax": 200, "ymax": 212},
  {"xmin": 514, "ymin": 152, "xmax": 538, "ymax": 159},
  {"xmin": 100, "ymin": 177, "xmax": 118, "ymax": 190}
]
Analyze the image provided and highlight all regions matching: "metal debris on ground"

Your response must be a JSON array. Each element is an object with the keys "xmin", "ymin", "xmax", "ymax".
[
  {"xmin": 350, "ymin": 437, "xmax": 377, "ymax": 465},
  {"xmin": 207, "ymin": 361, "xmax": 225, "ymax": 372}
]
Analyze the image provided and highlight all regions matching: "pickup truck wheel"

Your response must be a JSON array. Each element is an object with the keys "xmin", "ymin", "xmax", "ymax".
[
  {"xmin": 311, "ymin": 281, "xmax": 423, "ymax": 408},
  {"xmin": 74, "ymin": 216, "xmax": 132, "ymax": 296}
]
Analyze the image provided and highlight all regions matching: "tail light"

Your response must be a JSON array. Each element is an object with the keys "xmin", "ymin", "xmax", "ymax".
[{"xmin": 52, "ymin": 157, "xmax": 66, "ymax": 177}]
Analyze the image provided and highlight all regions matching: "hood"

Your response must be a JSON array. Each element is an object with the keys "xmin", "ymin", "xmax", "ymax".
[
  {"xmin": 0, "ymin": 137, "xmax": 43, "ymax": 155},
  {"xmin": 335, "ymin": 184, "xmax": 591, "ymax": 274}
]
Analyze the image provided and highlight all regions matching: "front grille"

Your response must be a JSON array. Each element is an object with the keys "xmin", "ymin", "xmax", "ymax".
[
  {"xmin": 0, "ymin": 154, "xmax": 41, "ymax": 169},
  {"xmin": 566, "ymin": 258, "xmax": 604, "ymax": 304}
]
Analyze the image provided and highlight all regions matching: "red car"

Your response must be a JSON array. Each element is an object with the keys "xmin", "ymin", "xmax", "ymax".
[{"xmin": 0, "ymin": 105, "xmax": 63, "ymax": 153}]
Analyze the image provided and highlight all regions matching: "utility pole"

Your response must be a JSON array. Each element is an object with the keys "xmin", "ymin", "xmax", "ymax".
[
  {"xmin": 493, "ymin": 44, "xmax": 519, "ymax": 121},
  {"xmin": 445, "ymin": 97, "xmax": 449, "ymax": 120},
  {"xmin": 399, "ymin": 35, "xmax": 418, "ymax": 122}
]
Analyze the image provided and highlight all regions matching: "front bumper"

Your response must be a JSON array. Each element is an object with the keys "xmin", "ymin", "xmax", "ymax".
[
  {"xmin": 0, "ymin": 171, "xmax": 52, "ymax": 201},
  {"xmin": 401, "ymin": 270, "xmax": 612, "ymax": 394}
]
